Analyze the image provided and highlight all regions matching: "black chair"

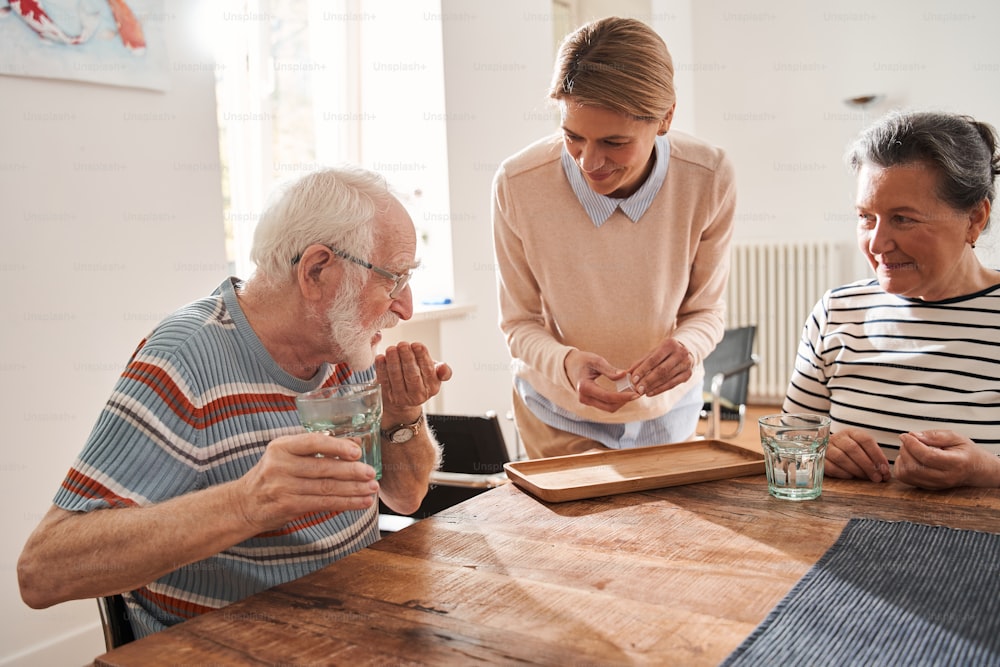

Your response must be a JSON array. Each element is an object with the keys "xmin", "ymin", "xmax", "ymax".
[
  {"xmin": 700, "ymin": 326, "xmax": 759, "ymax": 439},
  {"xmin": 379, "ymin": 412, "xmax": 510, "ymax": 529},
  {"xmin": 97, "ymin": 594, "xmax": 135, "ymax": 651}
]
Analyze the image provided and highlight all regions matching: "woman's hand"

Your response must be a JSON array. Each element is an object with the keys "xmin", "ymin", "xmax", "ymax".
[
  {"xmin": 564, "ymin": 349, "xmax": 637, "ymax": 413},
  {"xmin": 895, "ymin": 430, "xmax": 1000, "ymax": 490},
  {"xmin": 627, "ymin": 338, "xmax": 694, "ymax": 397},
  {"xmin": 825, "ymin": 428, "xmax": 891, "ymax": 482}
]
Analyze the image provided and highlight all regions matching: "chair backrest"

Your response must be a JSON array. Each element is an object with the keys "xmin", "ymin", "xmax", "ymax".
[
  {"xmin": 703, "ymin": 325, "xmax": 757, "ymax": 408},
  {"xmin": 380, "ymin": 413, "xmax": 510, "ymax": 520},
  {"xmin": 97, "ymin": 594, "xmax": 135, "ymax": 651},
  {"xmin": 429, "ymin": 413, "xmax": 509, "ymax": 475}
]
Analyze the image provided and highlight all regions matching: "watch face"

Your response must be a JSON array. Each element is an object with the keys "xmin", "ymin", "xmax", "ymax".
[{"xmin": 391, "ymin": 428, "xmax": 414, "ymax": 444}]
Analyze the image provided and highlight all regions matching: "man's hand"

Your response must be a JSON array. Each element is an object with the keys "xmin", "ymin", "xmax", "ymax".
[
  {"xmin": 373, "ymin": 341, "xmax": 450, "ymax": 514},
  {"xmin": 235, "ymin": 432, "xmax": 380, "ymax": 533},
  {"xmin": 375, "ymin": 342, "xmax": 452, "ymax": 421},
  {"xmin": 17, "ymin": 431, "xmax": 382, "ymax": 609},
  {"xmin": 825, "ymin": 428, "xmax": 891, "ymax": 482},
  {"xmin": 564, "ymin": 349, "xmax": 637, "ymax": 413},
  {"xmin": 626, "ymin": 338, "xmax": 694, "ymax": 397},
  {"xmin": 895, "ymin": 430, "xmax": 1000, "ymax": 490}
]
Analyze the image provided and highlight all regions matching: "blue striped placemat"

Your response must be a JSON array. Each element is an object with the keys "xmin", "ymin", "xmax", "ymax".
[{"xmin": 721, "ymin": 518, "xmax": 1000, "ymax": 666}]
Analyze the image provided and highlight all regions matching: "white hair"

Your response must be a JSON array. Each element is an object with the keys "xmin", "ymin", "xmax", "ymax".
[{"xmin": 250, "ymin": 166, "xmax": 393, "ymax": 285}]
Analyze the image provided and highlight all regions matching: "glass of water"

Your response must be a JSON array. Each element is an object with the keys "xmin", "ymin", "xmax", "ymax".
[
  {"xmin": 295, "ymin": 383, "xmax": 383, "ymax": 479},
  {"xmin": 758, "ymin": 413, "xmax": 831, "ymax": 501}
]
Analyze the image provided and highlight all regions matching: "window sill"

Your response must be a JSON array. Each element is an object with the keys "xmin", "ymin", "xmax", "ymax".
[{"xmin": 409, "ymin": 302, "xmax": 476, "ymax": 323}]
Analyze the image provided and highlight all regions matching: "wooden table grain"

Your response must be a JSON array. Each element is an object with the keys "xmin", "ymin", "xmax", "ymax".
[{"xmin": 93, "ymin": 472, "xmax": 1000, "ymax": 666}]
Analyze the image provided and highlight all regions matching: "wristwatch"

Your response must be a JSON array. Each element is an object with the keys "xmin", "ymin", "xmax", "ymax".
[{"xmin": 381, "ymin": 413, "xmax": 424, "ymax": 444}]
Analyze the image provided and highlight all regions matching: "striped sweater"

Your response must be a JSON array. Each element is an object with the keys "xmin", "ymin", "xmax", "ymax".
[
  {"xmin": 53, "ymin": 278, "xmax": 379, "ymax": 638},
  {"xmin": 783, "ymin": 278, "xmax": 1000, "ymax": 457}
]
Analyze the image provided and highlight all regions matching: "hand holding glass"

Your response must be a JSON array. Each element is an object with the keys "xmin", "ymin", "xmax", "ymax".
[
  {"xmin": 296, "ymin": 383, "xmax": 383, "ymax": 479},
  {"xmin": 759, "ymin": 413, "xmax": 831, "ymax": 500}
]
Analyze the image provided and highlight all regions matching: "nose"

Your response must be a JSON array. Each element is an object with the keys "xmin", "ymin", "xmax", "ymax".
[
  {"xmin": 867, "ymin": 218, "xmax": 894, "ymax": 255},
  {"xmin": 391, "ymin": 284, "xmax": 414, "ymax": 321},
  {"xmin": 577, "ymin": 143, "xmax": 604, "ymax": 173}
]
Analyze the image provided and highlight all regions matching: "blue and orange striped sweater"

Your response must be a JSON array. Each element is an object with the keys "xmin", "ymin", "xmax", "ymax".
[{"xmin": 53, "ymin": 278, "xmax": 379, "ymax": 638}]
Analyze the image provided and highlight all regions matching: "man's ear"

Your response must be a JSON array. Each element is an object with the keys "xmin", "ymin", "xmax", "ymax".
[{"xmin": 295, "ymin": 245, "xmax": 341, "ymax": 302}]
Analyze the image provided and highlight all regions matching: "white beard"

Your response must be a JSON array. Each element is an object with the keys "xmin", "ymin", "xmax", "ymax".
[{"xmin": 326, "ymin": 284, "xmax": 399, "ymax": 371}]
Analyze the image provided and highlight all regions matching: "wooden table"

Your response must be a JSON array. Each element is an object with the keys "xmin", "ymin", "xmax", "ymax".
[{"xmin": 94, "ymin": 474, "xmax": 1000, "ymax": 666}]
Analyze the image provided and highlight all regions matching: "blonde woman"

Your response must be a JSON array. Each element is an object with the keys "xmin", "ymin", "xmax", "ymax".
[{"xmin": 493, "ymin": 17, "xmax": 736, "ymax": 458}]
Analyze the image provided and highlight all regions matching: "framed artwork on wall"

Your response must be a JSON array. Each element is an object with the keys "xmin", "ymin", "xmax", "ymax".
[{"xmin": 0, "ymin": 0, "xmax": 168, "ymax": 91}]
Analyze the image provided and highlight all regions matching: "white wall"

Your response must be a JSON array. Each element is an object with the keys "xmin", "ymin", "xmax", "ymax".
[
  {"xmin": 677, "ymin": 0, "xmax": 1000, "ymax": 276},
  {"xmin": 0, "ymin": 2, "xmax": 226, "ymax": 663}
]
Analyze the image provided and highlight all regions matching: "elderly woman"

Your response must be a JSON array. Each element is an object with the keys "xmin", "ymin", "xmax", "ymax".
[
  {"xmin": 493, "ymin": 17, "xmax": 736, "ymax": 458},
  {"xmin": 784, "ymin": 110, "xmax": 1000, "ymax": 490}
]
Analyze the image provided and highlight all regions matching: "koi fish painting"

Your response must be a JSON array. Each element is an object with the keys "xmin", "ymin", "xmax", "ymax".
[{"xmin": 0, "ymin": 0, "xmax": 168, "ymax": 90}]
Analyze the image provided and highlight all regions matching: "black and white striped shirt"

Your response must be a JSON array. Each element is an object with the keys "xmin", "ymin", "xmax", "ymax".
[{"xmin": 784, "ymin": 278, "xmax": 1000, "ymax": 458}]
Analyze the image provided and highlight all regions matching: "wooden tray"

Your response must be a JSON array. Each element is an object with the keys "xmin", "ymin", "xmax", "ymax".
[{"xmin": 504, "ymin": 439, "xmax": 764, "ymax": 503}]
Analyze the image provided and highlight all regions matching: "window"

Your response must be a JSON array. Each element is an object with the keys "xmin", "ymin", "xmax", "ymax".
[{"xmin": 214, "ymin": 0, "xmax": 453, "ymax": 303}]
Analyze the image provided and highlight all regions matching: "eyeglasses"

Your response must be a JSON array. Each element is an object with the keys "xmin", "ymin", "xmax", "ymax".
[{"xmin": 292, "ymin": 244, "xmax": 412, "ymax": 299}]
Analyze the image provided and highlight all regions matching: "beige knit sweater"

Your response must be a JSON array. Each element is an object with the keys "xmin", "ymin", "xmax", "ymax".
[{"xmin": 492, "ymin": 131, "xmax": 736, "ymax": 424}]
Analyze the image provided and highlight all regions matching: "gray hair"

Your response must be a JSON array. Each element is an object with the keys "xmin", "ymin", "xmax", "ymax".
[
  {"xmin": 250, "ymin": 166, "xmax": 391, "ymax": 284},
  {"xmin": 846, "ymin": 110, "xmax": 1000, "ymax": 219}
]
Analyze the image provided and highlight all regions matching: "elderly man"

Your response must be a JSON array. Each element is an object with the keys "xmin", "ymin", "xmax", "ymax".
[{"xmin": 17, "ymin": 166, "xmax": 451, "ymax": 638}]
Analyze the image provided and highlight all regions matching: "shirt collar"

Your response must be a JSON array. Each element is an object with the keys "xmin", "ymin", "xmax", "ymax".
[{"xmin": 561, "ymin": 133, "xmax": 671, "ymax": 227}]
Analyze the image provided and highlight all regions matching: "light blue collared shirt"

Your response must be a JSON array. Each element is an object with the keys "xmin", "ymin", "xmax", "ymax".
[
  {"xmin": 560, "ymin": 133, "xmax": 671, "ymax": 227},
  {"xmin": 521, "ymin": 133, "xmax": 699, "ymax": 449},
  {"xmin": 517, "ymin": 376, "xmax": 702, "ymax": 450}
]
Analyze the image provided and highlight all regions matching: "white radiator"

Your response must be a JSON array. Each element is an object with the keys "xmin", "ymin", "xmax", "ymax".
[{"xmin": 725, "ymin": 241, "xmax": 845, "ymax": 404}]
